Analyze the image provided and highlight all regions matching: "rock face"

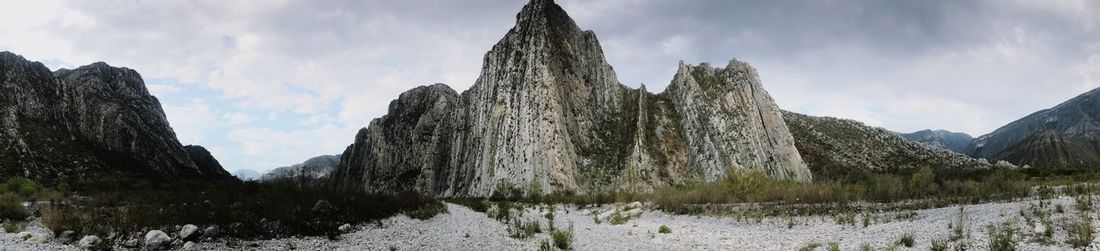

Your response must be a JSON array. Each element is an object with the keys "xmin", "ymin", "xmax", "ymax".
[
  {"xmin": 0, "ymin": 51, "xmax": 233, "ymax": 182},
  {"xmin": 261, "ymin": 154, "xmax": 341, "ymax": 181},
  {"xmin": 783, "ymin": 111, "xmax": 1003, "ymax": 180},
  {"xmin": 184, "ymin": 145, "xmax": 233, "ymax": 180},
  {"xmin": 331, "ymin": 0, "xmax": 810, "ymax": 197},
  {"xmin": 899, "ymin": 129, "xmax": 973, "ymax": 153},
  {"xmin": 968, "ymin": 87, "xmax": 1100, "ymax": 168}
]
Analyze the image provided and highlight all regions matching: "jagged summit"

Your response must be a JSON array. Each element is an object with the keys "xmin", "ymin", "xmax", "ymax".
[
  {"xmin": 332, "ymin": 1, "xmax": 810, "ymax": 197},
  {"xmin": 968, "ymin": 86, "xmax": 1100, "ymax": 168},
  {"xmin": 0, "ymin": 51, "xmax": 234, "ymax": 182}
]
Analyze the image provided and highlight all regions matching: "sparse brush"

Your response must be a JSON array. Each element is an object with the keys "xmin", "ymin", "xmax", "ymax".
[
  {"xmin": 826, "ymin": 242, "xmax": 840, "ymax": 251},
  {"xmin": 930, "ymin": 239, "xmax": 948, "ymax": 251},
  {"xmin": 859, "ymin": 243, "xmax": 873, "ymax": 251},
  {"xmin": 898, "ymin": 233, "xmax": 915, "ymax": 247},
  {"xmin": 552, "ymin": 223, "xmax": 574, "ymax": 250},
  {"xmin": 0, "ymin": 193, "xmax": 28, "ymax": 222},
  {"xmin": 1066, "ymin": 213, "xmax": 1094, "ymax": 248},
  {"xmin": 986, "ymin": 221, "xmax": 1017, "ymax": 251}
]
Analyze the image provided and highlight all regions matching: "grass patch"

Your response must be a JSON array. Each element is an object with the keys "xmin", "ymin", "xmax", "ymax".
[
  {"xmin": 1066, "ymin": 213, "xmax": 1094, "ymax": 248},
  {"xmin": 987, "ymin": 221, "xmax": 1017, "ymax": 251},
  {"xmin": 658, "ymin": 225, "xmax": 671, "ymax": 234},
  {"xmin": 551, "ymin": 223, "xmax": 574, "ymax": 250},
  {"xmin": 898, "ymin": 233, "xmax": 914, "ymax": 247}
]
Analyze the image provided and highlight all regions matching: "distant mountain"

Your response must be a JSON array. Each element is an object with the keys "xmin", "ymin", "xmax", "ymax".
[
  {"xmin": 331, "ymin": 0, "xmax": 810, "ymax": 197},
  {"xmin": 968, "ymin": 88, "xmax": 1100, "ymax": 168},
  {"xmin": 783, "ymin": 111, "xmax": 1008, "ymax": 180},
  {"xmin": 232, "ymin": 169, "xmax": 262, "ymax": 181},
  {"xmin": 261, "ymin": 155, "xmax": 340, "ymax": 181},
  {"xmin": 0, "ymin": 51, "xmax": 234, "ymax": 182},
  {"xmin": 898, "ymin": 130, "xmax": 973, "ymax": 153}
]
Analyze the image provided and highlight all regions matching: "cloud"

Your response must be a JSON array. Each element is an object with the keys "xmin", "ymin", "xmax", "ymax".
[{"xmin": 162, "ymin": 98, "xmax": 218, "ymax": 145}]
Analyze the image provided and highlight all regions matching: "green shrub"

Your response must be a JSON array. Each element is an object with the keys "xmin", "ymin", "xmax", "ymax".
[
  {"xmin": 827, "ymin": 242, "xmax": 840, "ymax": 251},
  {"xmin": 658, "ymin": 225, "xmax": 671, "ymax": 234},
  {"xmin": 987, "ymin": 222, "xmax": 1016, "ymax": 251},
  {"xmin": 898, "ymin": 233, "xmax": 914, "ymax": 247},
  {"xmin": 1, "ymin": 178, "xmax": 38, "ymax": 198},
  {"xmin": 2, "ymin": 221, "xmax": 26, "ymax": 233},
  {"xmin": 930, "ymin": 239, "xmax": 947, "ymax": 251},
  {"xmin": 1066, "ymin": 214, "xmax": 1094, "ymax": 248},
  {"xmin": 552, "ymin": 223, "xmax": 574, "ymax": 250},
  {"xmin": 0, "ymin": 193, "xmax": 28, "ymax": 221}
]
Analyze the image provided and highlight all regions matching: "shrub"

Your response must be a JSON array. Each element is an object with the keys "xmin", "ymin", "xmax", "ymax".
[
  {"xmin": 827, "ymin": 242, "xmax": 840, "ymax": 251},
  {"xmin": 930, "ymin": 239, "xmax": 947, "ymax": 251},
  {"xmin": 41, "ymin": 203, "xmax": 84, "ymax": 234},
  {"xmin": 987, "ymin": 222, "xmax": 1016, "ymax": 251},
  {"xmin": 859, "ymin": 243, "xmax": 873, "ymax": 251},
  {"xmin": 509, "ymin": 219, "xmax": 541, "ymax": 239},
  {"xmin": 1, "ymin": 177, "xmax": 38, "ymax": 198},
  {"xmin": 898, "ymin": 233, "xmax": 914, "ymax": 247},
  {"xmin": 552, "ymin": 223, "xmax": 574, "ymax": 250},
  {"xmin": 0, "ymin": 193, "xmax": 28, "ymax": 221},
  {"xmin": 1066, "ymin": 213, "xmax": 1094, "ymax": 248},
  {"xmin": 658, "ymin": 225, "xmax": 671, "ymax": 234},
  {"xmin": 2, "ymin": 221, "xmax": 26, "ymax": 233},
  {"xmin": 609, "ymin": 208, "xmax": 626, "ymax": 225}
]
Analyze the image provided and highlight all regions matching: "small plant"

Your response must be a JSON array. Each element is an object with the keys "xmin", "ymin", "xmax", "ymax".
[
  {"xmin": 1075, "ymin": 194, "xmax": 1094, "ymax": 212},
  {"xmin": 930, "ymin": 239, "xmax": 947, "ymax": 251},
  {"xmin": 2, "ymin": 221, "xmax": 26, "ymax": 233},
  {"xmin": 827, "ymin": 242, "xmax": 840, "ymax": 251},
  {"xmin": 1066, "ymin": 213, "xmax": 1094, "ymax": 248},
  {"xmin": 898, "ymin": 233, "xmax": 915, "ymax": 247},
  {"xmin": 610, "ymin": 207, "xmax": 627, "ymax": 225},
  {"xmin": 658, "ymin": 225, "xmax": 672, "ymax": 234},
  {"xmin": 950, "ymin": 206, "xmax": 969, "ymax": 242},
  {"xmin": 0, "ymin": 193, "xmax": 28, "ymax": 221},
  {"xmin": 552, "ymin": 223, "xmax": 574, "ymax": 250},
  {"xmin": 539, "ymin": 239, "xmax": 554, "ymax": 251},
  {"xmin": 508, "ymin": 219, "xmax": 541, "ymax": 239},
  {"xmin": 859, "ymin": 243, "xmax": 873, "ymax": 251},
  {"xmin": 987, "ymin": 222, "xmax": 1017, "ymax": 251}
]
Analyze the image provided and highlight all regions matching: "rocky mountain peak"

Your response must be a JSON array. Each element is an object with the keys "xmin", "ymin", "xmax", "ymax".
[{"xmin": 968, "ymin": 86, "xmax": 1100, "ymax": 168}]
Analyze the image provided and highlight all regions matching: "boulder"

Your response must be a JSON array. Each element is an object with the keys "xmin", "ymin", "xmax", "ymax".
[
  {"xmin": 122, "ymin": 238, "xmax": 140, "ymax": 248},
  {"xmin": 17, "ymin": 228, "xmax": 53, "ymax": 243},
  {"xmin": 183, "ymin": 241, "xmax": 196, "ymax": 250},
  {"xmin": 78, "ymin": 235, "xmax": 101, "ymax": 249},
  {"xmin": 58, "ymin": 230, "xmax": 77, "ymax": 244},
  {"xmin": 179, "ymin": 224, "xmax": 200, "ymax": 241},
  {"xmin": 144, "ymin": 230, "xmax": 172, "ymax": 250},
  {"xmin": 338, "ymin": 223, "xmax": 352, "ymax": 233},
  {"xmin": 202, "ymin": 226, "xmax": 223, "ymax": 240}
]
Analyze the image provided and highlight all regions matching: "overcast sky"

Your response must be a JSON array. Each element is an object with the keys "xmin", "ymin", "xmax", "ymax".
[{"xmin": 2, "ymin": 0, "xmax": 1098, "ymax": 173}]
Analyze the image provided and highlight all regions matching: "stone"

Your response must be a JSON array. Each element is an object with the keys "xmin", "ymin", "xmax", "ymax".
[
  {"xmin": 122, "ymin": 238, "xmax": 140, "ymax": 248},
  {"xmin": 338, "ymin": 223, "xmax": 352, "ymax": 233},
  {"xmin": 183, "ymin": 241, "xmax": 196, "ymax": 249},
  {"xmin": 144, "ymin": 230, "xmax": 172, "ymax": 250},
  {"xmin": 202, "ymin": 226, "xmax": 223, "ymax": 240},
  {"xmin": 78, "ymin": 235, "xmax": 101, "ymax": 249},
  {"xmin": 330, "ymin": 0, "xmax": 812, "ymax": 197},
  {"xmin": 58, "ymin": 230, "xmax": 77, "ymax": 244},
  {"xmin": 179, "ymin": 224, "xmax": 200, "ymax": 242}
]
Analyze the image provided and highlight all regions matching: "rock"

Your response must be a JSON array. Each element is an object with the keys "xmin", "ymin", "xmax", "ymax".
[
  {"xmin": 202, "ymin": 226, "xmax": 223, "ymax": 240},
  {"xmin": 898, "ymin": 129, "xmax": 974, "ymax": 153},
  {"xmin": 262, "ymin": 155, "xmax": 341, "ymax": 181},
  {"xmin": 1033, "ymin": 223, "xmax": 1047, "ymax": 234},
  {"xmin": 0, "ymin": 51, "xmax": 236, "ymax": 181},
  {"xmin": 179, "ymin": 224, "xmax": 201, "ymax": 241},
  {"xmin": 58, "ymin": 230, "xmax": 77, "ymax": 244},
  {"xmin": 144, "ymin": 230, "xmax": 172, "ymax": 250},
  {"xmin": 183, "ymin": 241, "xmax": 196, "ymax": 249},
  {"xmin": 77, "ymin": 235, "xmax": 101, "ymax": 249},
  {"xmin": 338, "ymin": 223, "xmax": 353, "ymax": 233},
  {"xmin": 122, "ymin": 238, "xmax": 140, "ymax": 248},
  {"xmin": 330, "ymin": 0, "xmax": 812, "ymax": 197},
  {"xmin": 17, "ymin": 227, "xmax": 53, "ymax": 243}
]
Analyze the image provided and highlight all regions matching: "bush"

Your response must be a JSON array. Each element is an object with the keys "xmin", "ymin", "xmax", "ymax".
[
  {"xmin": 930, "ymin": 239, "xmax": 947, "ymax": 251},
  {"xmin": 552, "ymin": 223, "xmax": 574, "ymax": 250},
  {"xmin": 1066, "ymin": 213, "xmax": 1094, "ymax": 248},
  {"xmin": 41, "ymin": 203, "xmax": 85, "ymax": 234},
  {"xmin": 987, "ymin": 222, "xmax": 1017, "ymax": 251},
  {"xmin": 0, "ymin": 193, "xmax": 28, "ymax": 221},
  {"xmin": 898, "ymin": 233, "xmax": 914, "ymax": 247},
  {"xmin": 827, "ymin": 242, "xmax": 840, "ymax": 251},
  {"xmin": 658, "ymin": 225, "xmax": 671, "ymax": 234}
]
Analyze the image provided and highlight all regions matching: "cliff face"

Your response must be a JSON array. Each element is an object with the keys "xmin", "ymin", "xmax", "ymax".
[
  {"xmin": 0, "ymin": 51, "xmax": 233, "ymax": 182},
  {"xmin": 332, "ymin": 0, "xmax": 810, "ymax": 197},
  {"xmin": 968, "ymin": 88, "xmax": 1100, "ymax": 168},
  {"xmin": 262, "ymin": 154, "xmax": 341, "ymax": 181}
]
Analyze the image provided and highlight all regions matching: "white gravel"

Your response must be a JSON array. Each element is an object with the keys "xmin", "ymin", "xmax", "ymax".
[{"xmin": 7, "ymin": 196, "xmax": 1100, "ymax": 250}]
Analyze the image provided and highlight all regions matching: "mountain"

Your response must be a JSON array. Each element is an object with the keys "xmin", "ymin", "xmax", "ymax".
[
  {"xmin": 261, "ymin": 154, "xmax": 341, "ymax": 181},
  {"xmin": 783, "ymin": 111, "xmax": 1009, "ymax": 180},
  {"xmin": 232, "ymin": 169, "xmax": 262, "ymax": 181},
  {"xmin": 968, "ymin": 88, "xmax": 1100, "ymax": 168},
  {"xmin": 0, "ymin": 51, "xmax": 234, "ymax": 182},
  {"xmin": 331, "ymin": 0, "xmax": 811, "ymax": 197},
  {"xmin": 898, "ymin": 129, "xmax": 973, "ymax": 153}
]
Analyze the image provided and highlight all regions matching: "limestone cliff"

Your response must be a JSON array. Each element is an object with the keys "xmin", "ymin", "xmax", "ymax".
[
  {"xmin": 0, "ymin": 51, "xmax": 233, "ymax": 182},
  {"xmin": 332, "ymin": 0, "xmax": 810, "ymax": 197}
]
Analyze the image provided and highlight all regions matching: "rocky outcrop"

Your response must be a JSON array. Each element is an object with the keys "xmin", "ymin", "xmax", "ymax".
[
  {"xmin": 261, "ymin": 154, "xmax": 341, "ymax": 181},
  {"xmin": 783, "ymin": 111, "xmax": 1005, "ymax": 180},
  {"xmin": 968, "ymin": 87, "xmax": 1100, "ymax": 168},
  {"xmin": 0, "ymin": 51, "xmax": 233, "ymax": 182},
  {"xmin": 899, "ymin": 129, "xmax": 973, "ymax": 153},
  {"xmin": 184, "ymin": 145, "xmax": 233, "ymax": 180},
  {"xmin": 331, "ymin": 0, "xmax": 810, "ymax": 197}
]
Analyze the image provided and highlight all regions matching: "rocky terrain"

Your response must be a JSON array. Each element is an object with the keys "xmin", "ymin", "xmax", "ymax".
[
  {"xmin": 261, "ymin": 154, "xmax": 341, "ymax": 181},
  {"xmin": 332, "ymin": 0, "xmax": 810, "ymax": 197},
  {"xmin": 783, "ymin": 111, "xmax": 1011, "ymax": 180},
  {"xmin": 968, "ymin": 87, "xmax": 1100, "ymax": 169},
  {"xmin": 0, "ymin": 51, "xmax": 233, "ymax": 182},
  {"xmin": 899, "ymin": 129, "xmax": 973, "ymax": 154}
]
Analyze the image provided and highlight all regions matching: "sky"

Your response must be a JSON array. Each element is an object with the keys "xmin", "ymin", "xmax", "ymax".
[{"xmin": 1, "ymin": 0, "xmax": 1098, "ymax": 173}]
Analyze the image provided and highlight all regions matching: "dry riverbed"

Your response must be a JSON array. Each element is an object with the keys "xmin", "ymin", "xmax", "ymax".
[{"xmin": 3, "ymin": 196, "xmax": 1099, "ymax": 250}]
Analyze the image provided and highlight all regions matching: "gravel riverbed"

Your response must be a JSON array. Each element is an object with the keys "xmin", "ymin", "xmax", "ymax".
[{"xmin": 3, "ymin": 196, "xmax": 1099, "ymax": 250}]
